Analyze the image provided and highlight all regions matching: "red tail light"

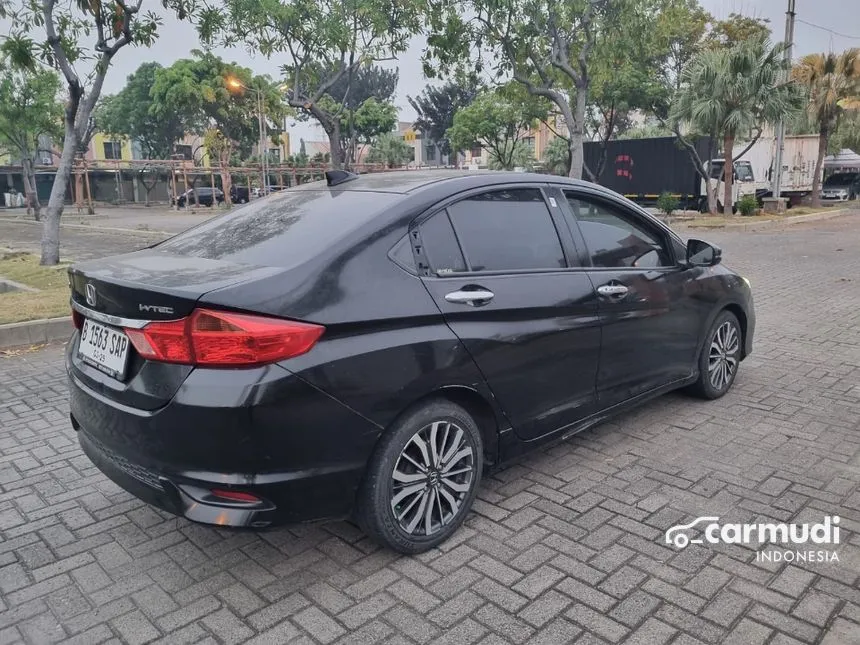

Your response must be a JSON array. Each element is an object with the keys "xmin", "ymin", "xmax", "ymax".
[{"xmin": 124, "ymin": 309, "xmax": 324, "ymax": 367}]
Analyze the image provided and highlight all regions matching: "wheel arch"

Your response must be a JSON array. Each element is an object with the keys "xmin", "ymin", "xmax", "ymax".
[
  {"xmin": 696, "ymin": 300, "xmax": 750, "ymax": 363},
  {"xmin": 376, "ymin": 385, "xmax": 503, "ymax": 467},
  {"xmin": 722, "ymin": 303, "xmax": 749, "ymax": 359}
]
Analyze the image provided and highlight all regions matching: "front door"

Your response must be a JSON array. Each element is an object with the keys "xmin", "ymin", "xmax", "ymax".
[
  {"xmin": 559, "ymin": 190, "xmax": 701, "ymax": 408},
  {"xmin": 415, "ymin": 187, "xmax": 601, "ymax": 441}
]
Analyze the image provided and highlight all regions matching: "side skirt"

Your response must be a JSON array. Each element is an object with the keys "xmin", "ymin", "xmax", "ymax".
[{"xmin": 493, "ymin": 374, "xmax": 699, "ymax": 467}]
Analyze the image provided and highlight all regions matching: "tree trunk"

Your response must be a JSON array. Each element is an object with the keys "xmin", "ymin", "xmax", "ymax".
[
  {"xmin": 326, "ymin": 121, "xmax": 343, "ymax": 170},
  {"xmin": 41, "ymin": 126, "xmax": 77, "ymax": 265},
  {"xmin": 22, "ymin": 158, "xmax": 41, "ymax": 221},
  {"xmin": 723, "ymin": 134, "xmax": 734, "ymax": 216},
  {"xmin": 811, "ymin": 129, "xmax": 827, "ymax": 207},
  {"xmin": 568, "ymin": 87, "xmax": 587, "ymax": 180}
]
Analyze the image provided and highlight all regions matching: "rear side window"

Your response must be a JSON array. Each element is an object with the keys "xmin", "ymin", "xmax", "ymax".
[
  {"xmin": 447, "ymin": 189, "xmax": 565, "ymax": 272},
  {"xmin": 417, "ymin": 212, "xmax": 466, "ymax": 275},
  {"xmin": 158, "ymin": 190, "xmax": 400, "ymax": 268}
]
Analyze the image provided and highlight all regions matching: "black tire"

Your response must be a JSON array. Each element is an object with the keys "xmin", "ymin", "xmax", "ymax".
[
  {"xmin": 356, "ymin": 399, "xmax": 483, "ymax": 554},
  {"xmin": 688, "ymin": 310, "xmax": 742, "ymax": 400}
]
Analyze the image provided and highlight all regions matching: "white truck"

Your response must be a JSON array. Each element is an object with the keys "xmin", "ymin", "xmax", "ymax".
[{"xmin": 700, "ymin": 134, "xmax": 822, "ymax": 210}]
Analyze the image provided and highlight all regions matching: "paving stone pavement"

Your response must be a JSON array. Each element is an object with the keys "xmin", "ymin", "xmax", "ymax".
[{"xmin": 1, "ymin": 213, "xmax": 859, "ymax": 645}]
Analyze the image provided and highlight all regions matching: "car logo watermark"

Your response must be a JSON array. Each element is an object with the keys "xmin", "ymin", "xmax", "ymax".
[
  {"xmin": 665, "ymin": 516, "xmax": 841, "ymax": 563},
  {"xmin": 85, "ymin": 283, "xmax": 97, "ymax": 307}
]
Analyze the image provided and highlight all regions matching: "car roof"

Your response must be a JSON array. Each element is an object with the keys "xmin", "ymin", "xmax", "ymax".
[{"xmin": 290, "ymin": 169, "xmax": 605, "ymax": 196}]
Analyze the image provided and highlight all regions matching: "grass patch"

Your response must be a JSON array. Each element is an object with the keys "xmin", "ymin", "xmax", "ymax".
[
  {"xmin": 684, "ymin": 205, "xmax": 835, "ymax": 227},
  {"xmin": 0, "ymin": 253, "xmax": 70, "ymax": 324}
]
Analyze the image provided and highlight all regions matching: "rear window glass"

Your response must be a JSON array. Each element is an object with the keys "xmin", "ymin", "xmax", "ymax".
[{"xmin": 157, "ymin": 190, "xmax": 400, "ymax": 267}]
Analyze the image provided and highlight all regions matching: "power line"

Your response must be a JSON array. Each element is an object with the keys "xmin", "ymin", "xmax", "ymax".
[{"xmin": 795, "ymin": 18, "xmax": 860, "ymax": 41}]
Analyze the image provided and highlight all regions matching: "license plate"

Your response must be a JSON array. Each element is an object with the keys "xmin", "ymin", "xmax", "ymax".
[{"xmin": 78, "ymin": 318, "xmax": 130, "ymax": 378}]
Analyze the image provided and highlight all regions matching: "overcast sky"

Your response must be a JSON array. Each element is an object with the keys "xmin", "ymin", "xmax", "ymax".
[{"xmin": 4, "ymin": 0, "xmax": 858, "ymax": 151}]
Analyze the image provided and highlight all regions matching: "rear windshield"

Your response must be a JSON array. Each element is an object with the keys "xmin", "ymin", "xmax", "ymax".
[{"xmin": 158, "ymin": 189, "xmax": 400, "ymax": 267}]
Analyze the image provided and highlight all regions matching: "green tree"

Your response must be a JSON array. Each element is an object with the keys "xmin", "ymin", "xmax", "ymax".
[
  {"xmin": 326, "ymin": 65, "xmax": 398, "ymax": 163},
  {"xmin": 97, "ymin": 62, "xmax": 187, "ymax": 159},
  {"xmin": 408, "ymin": 79, "xmax": 480, "ymax": 165},
  {"xmin": 346, "ymin": 98, "xmax": 398, "ymax": 161},
  {"xmin": 447, "ymin": 91, "xmax": 541, "ymax": 171},
  {"xmin": 198, "ymin": 0, "xmax": 421, "ymax": 170},
  {"xmin": 671, "ymin": 36, "xmax": 800, "ymax": 215},
  {"xmin": 0, "ymin": 63, "xmax": 62, "ymax": 220},
  {"xmin": 1, "ymin": 0, "xmax": 190, "ymax": 264},
  {"xmin": 366, "ymin": 133, "xmax": 412, "ymax": 168},
  {"xmin": 150, "ymin": 52, "xmax": 285, "ymax": 204},
  {"xmin": 426, "ymin": 0, "xmax": 614, "ymax": 178},
  {"xmin": 792, "ymin": 49, "xmax": 860, "ymax": 205},
  {"xmin": 830, "ymin": 112, "xmax": 860, "ymax": 155},
  {"xmin": 586, "ymin": 0, "xmax": 678, "ymax": 180},
  {"xmin": 542, "ymin": 136, "xmax": 571, "ymax": 175},
  {"xmin": 704, "ymin": 13, "xmax": 771, "ymax": 50}
]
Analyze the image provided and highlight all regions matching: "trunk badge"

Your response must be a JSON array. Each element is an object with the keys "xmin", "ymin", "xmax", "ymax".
[{"xmin": 85, "ymin": 283, "xmax": 97, "ymax": 307}]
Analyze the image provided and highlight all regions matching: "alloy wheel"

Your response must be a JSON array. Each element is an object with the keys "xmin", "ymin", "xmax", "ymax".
[
  {"xmin": 708, "ymin": 321, "xmax": 740, "ymax": 391},
  {"xmin": 390, "ymin": 420, "xmax": 475, "ymax": 537}
]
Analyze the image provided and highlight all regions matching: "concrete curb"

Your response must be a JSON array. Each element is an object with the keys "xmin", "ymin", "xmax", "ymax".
[
  {"xmin": 0, "ymin": 217, "xmax": 171, "ymax": 237},
  {"xmin": 0, "ymin": 316, "xmax": 72, "ymax": 350},
  {"xmin": 677, "ymin": 208, "xmax": 855, "ymax": 232}
]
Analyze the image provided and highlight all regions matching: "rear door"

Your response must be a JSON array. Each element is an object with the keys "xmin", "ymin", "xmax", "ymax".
[
  {"xmin": 415, "ymin": 185, "xmax": 601, "ymax": 441},
  {"xmin": 557, "ymin": 189, "xmax": 701, "ymax": 407}
]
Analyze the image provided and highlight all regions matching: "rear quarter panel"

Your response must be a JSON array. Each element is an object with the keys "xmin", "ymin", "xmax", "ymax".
[{"xmin": 199, "ymin": 213, "xmax": 508, "ymax": 445}]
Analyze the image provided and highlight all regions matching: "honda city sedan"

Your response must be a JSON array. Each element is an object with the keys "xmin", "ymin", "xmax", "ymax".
[{"xmin": 67, "ymin": 170, "xmax": 755, "ymax": 553}]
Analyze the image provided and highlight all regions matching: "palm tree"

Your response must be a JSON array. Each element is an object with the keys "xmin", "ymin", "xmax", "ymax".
[
  {"xmin": 792, "ymin": 50, "xmax": 860, "ymax": 206},
  {"xmin": 671, "ymin": 36, "xmax": 800, "ymax": 215}
]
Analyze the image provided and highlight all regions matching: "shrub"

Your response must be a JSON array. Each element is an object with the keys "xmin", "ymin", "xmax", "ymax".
[
  {"xmin": 738, "ymin": 194, "xmax": 758, "ymax": 216},
  {"xmin": 657, "ymin": 191, "xmax": 680, "ymax": 216}
]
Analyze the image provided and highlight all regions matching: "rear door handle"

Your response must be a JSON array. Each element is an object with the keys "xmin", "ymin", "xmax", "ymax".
[
  {"xmin": 597, "ymin": 284, "xmax": 629, "ymax": 297},
  {"xmin": 445, "ymin": 289, "xmax": 495, "ymax": 305}
]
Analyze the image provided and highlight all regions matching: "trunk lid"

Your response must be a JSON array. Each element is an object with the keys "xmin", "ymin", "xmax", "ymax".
[
  {"xmin": 69, "ymin": 250, "xmax": 282, "ymax": 319},
  {"xmin": 68, "ymin": 250, "xmax": 284, "ymax": 410}
]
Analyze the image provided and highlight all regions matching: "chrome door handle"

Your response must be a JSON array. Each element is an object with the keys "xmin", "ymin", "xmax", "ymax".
[
  {"xmin": 597, "ymin": 284, "xmax": 629, "ymax": 297},
  {"xmin": 444, "ymin": 289, "xmax": 495, "ymax": 305}
]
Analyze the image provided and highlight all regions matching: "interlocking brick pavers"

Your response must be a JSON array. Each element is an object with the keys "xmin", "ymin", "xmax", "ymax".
[{"xmin": 1, "ymin": 213, "xmax": 859, "ymax": 643}]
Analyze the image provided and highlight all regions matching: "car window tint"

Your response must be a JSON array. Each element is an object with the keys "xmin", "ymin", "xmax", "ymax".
[
  {"xmin": 447, "ymin": 189, "xmax": 565, "ymax": 272},
  {"xmin": 418, "ymin": 212, "xmax": 466, "ymax": 275},
  {"xmin": 565, "ymin": 194, "xmax": 672, "ymax": 268},
  {"xmin": 389, "ymin": 235, "xmax": 417, "ymax": 273},
  {"xmin": 158, "ymin": 190, "xmax": 401, "ymax": 268}
]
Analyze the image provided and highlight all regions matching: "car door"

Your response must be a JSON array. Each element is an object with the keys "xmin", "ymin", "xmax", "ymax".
[
  {"xmin": 415, "ymin": 185, "xmax": 601, "ymax": 441},
  {"xmin": 557, "ymin": 188, "xmax": 701, "ymax": 408}
]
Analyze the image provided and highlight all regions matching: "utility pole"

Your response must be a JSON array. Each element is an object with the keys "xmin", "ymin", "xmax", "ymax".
[{"xmin": 772, "ymin": 0, "xmax": 797, "ymax": 202}]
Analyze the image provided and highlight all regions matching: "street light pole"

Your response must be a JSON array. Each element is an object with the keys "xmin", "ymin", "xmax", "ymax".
[
  {"xmin": 227, "ymin": 77, "xmax": 268, "ymax": 198},
  {"xmin": 773, "ymin": 0, "xmax": 797, "ymax": 203}
]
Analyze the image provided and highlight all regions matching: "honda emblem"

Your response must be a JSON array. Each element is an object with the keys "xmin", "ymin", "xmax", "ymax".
[{"xmin": 85, "ymin": 283, "xmax": 97, "ymax": 307}]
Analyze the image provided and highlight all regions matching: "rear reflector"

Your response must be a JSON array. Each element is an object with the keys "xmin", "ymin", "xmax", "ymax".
[
  {"xmin": 124, "ymin": 309, "xmax": 324, "ymax": 367},
  {"xmin": 210, "ymin": 489, "xmax": 262, "ymax": 504}
]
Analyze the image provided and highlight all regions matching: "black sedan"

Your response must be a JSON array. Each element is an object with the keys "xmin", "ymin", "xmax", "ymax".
[
  {"xmin": 173, "ymin": 187, "xmax": 224, "ymax": 208},
  {"xmin": 67, "ymin": 170, "xmax": 754, "ymax": 553}
]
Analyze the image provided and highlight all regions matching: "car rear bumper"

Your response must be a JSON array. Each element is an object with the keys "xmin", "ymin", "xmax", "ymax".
[{"xmin": 68, "ymin": 350, "xmax": 383, "ymax": 527}]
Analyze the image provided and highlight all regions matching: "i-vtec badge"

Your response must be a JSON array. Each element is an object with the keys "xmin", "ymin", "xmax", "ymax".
[{"xmin": 139, "ymin": 304, "xmax": 174, "ymax": 315}]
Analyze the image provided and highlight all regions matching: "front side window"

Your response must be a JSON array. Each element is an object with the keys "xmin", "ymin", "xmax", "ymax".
[
  {"xmin": 447, "ymin": 189, "xmax": 566, "ymax": 272},
  {"xmin": 565, "ymin": 194, "xmax": 672, "ymax": 269}
]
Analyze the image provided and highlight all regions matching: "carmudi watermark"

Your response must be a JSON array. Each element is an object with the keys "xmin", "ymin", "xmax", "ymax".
[{"xmin": 665, "ymin": 516, "xmax": 840, "ymax": 563}]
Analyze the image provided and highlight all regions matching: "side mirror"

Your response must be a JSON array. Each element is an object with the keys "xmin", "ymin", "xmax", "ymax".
[{"xmin": 686, "ymin": 239, "xmax": 722, "ymax": 267}]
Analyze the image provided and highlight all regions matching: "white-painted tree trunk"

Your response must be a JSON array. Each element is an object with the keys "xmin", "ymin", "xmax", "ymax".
[{"xmin": 40, "ymin": 126, "xmax": 78, "ymax": 265}]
